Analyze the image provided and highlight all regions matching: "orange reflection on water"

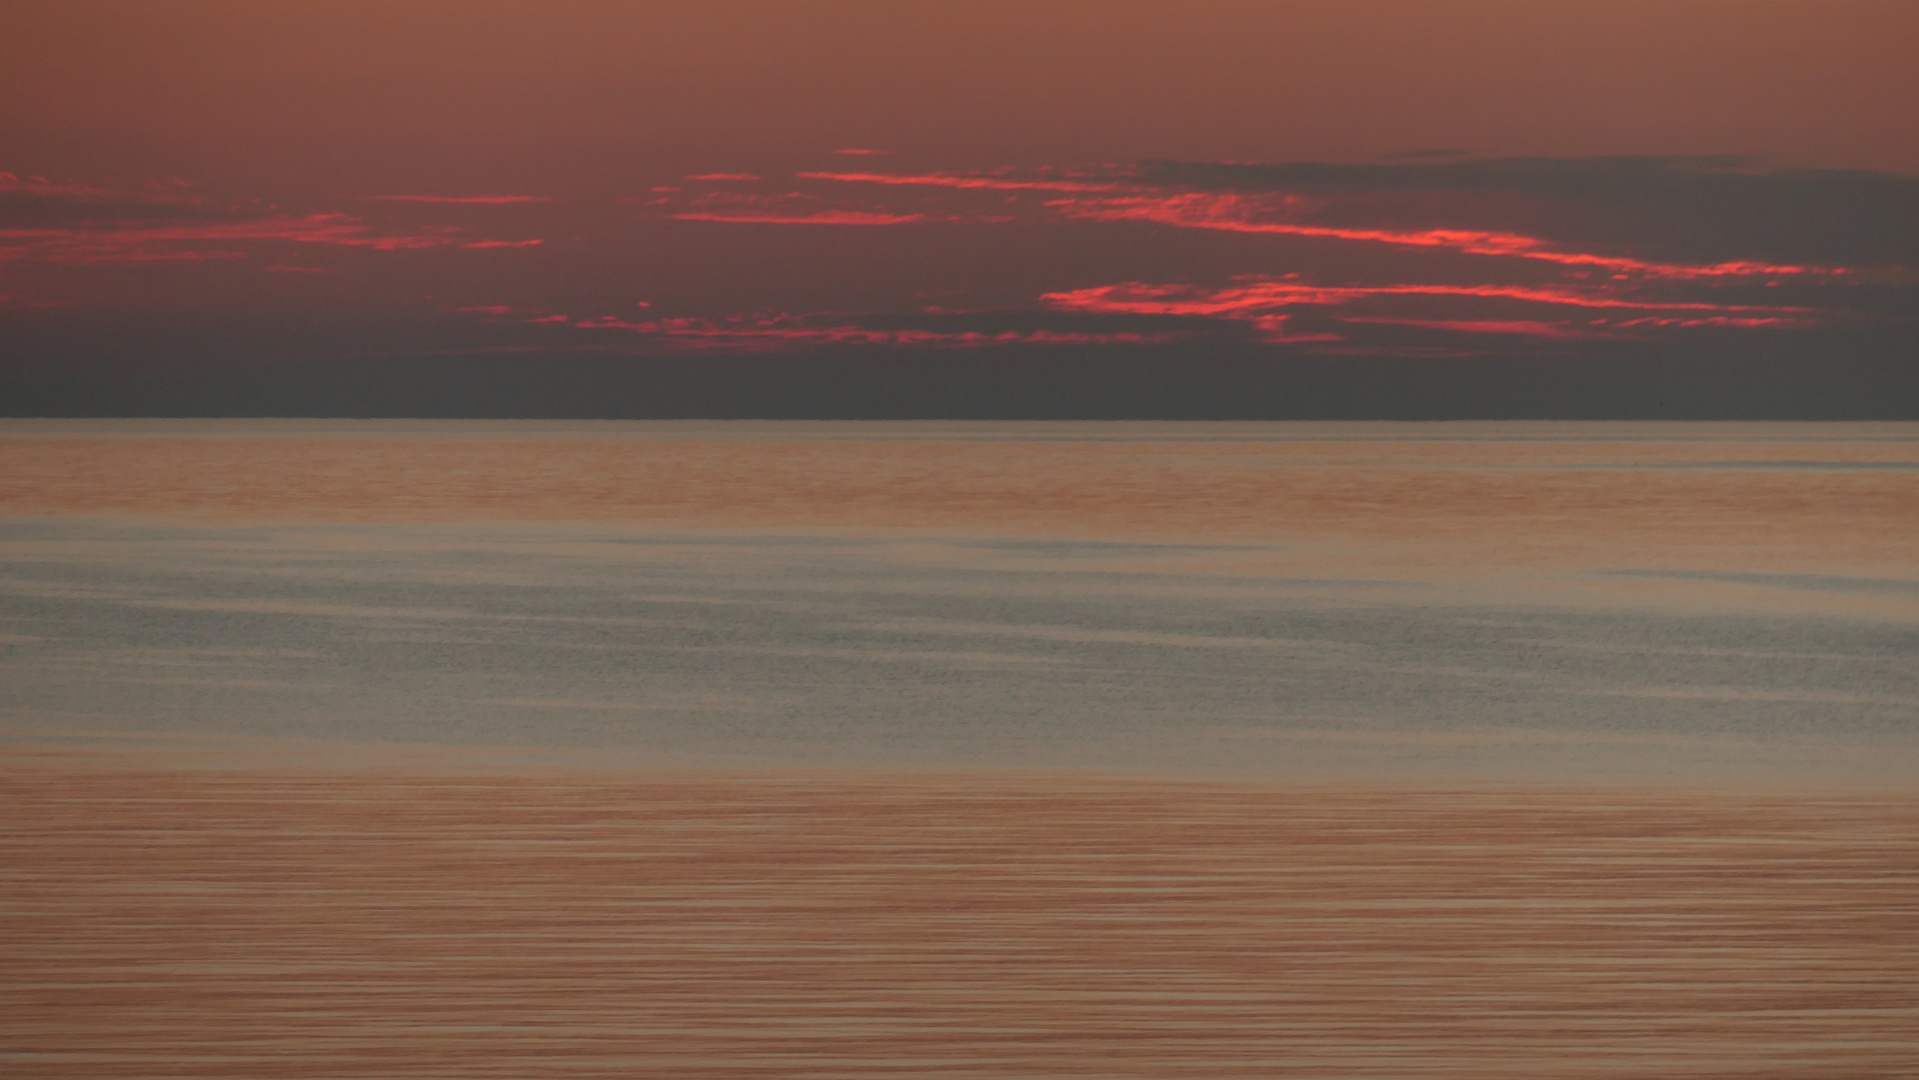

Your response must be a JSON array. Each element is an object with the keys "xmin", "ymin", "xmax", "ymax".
[
  {"xmin": 3, "ymin": 755, "xmax": 1915, "ymax": 1078},
  {"xmin": 4, "ymin": 423, "xmax": 1914, "ymax": 581}
]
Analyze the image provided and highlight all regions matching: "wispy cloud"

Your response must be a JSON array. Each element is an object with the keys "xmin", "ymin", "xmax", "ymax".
[
  {"xmin": 1041, "ymin": 277, "xmax": 1808, "ymax": 317},
  {"xmin": 569, "ymin": 312, "xmax": 1178, "ymax": 349},
  {"xmin": 766, "ymin": 160, "xmax": 1898, "ymax": 288},
  {"xmin": 1042, "ymin": 274, "xmax": 1816, "ymax": 347},
  {"xmin": 14, "ymin": 156, "xmax": 1905, "ymax": 369},
  {"xmin": 587, "ymin": 152, "xmax": 1889, "ymax": 358},
  {"xmin": 0, "ymin": 174, "xmax": 548, "ymax": 266},
  {"xmin": 0, "ymin": 172, "xmax": 115, "ymax": 198},
  {"xmin": 647, "ymin": 185, "xmax": 929, "ymax": 227},
  {"xmin": 798, "ymin": 171, "xmax": 1121, "ymax": 193},
  {"xmin": 1045, "ymin": 191, "xmax": 1829, "ymax": 281},
  {"xmin": 670, "ymin": 210, "xmax": 923, "ymax": 226},
  {"xmin": 455, "ymin": 306, "xmax": 1189, "ymax": 352},
  {"xmin": 362, "ymin": 194, "xmax": 551, "ymax": 204},
  {"xmin": 652, "ymin": 168, "xmax": 1123, "ymax": 227},
  {"xmin": 0, "ymin": 173, "xmax": 242, "ymax": 232},
  {"xmin": 0, "ymin": 214, "xmax": 462, "ymax": 265},
  {"xmin": 1341, "ymin": 318, "xmax": 1593, "ymax": 339},
  {"xmin": 1133, "ymin": 156, "xmax": 1918, "ymax": 270},
  {"xmin": 1612, "ymin": 315, "xmax": 1806, "ymax": 330}
]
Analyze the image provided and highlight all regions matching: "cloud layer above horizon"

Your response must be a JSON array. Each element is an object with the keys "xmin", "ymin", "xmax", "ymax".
[
  {"xmin": 6, "ymin": 156, "xmax": 1911, "ymax": 362},
  {"xmin": 2, "ymin": 2, "xmax": 1915, "ymax": 413}
]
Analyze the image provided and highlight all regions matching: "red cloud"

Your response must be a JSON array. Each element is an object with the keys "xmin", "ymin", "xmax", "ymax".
[
  {"xmin": 652, "ymin": 185, "xmax": 929, "ymax": 226},
  {"xmin": 709, "ymin": 167, "xmax": 1861, "ymax": 286},
  {"xmin": 466, "ymin": 308, "xmax": 1180, "ymax": 351},
  {"xmin": 1245, "ymin": 315, "xmax": 1344, "ymax": 343},
  {"xmin": 1040, "ymin": 274, "xmax": 1815, "ymax": 350},
  {"xmin": 1342, "ymin": 317, "xmax": 1595, "ymax": 339},
  {"xmin": 362, "ymin": 194, "xmax": 551, "ymax": 204},
  {"xmin": 1613, "ymin": 315, "xmax": 1805, "ymax": 329},
  {"xmin": 1047, "ymin": 192, "xmax": 1829, "ymax": 280},
  {"xmin": 799, "ymin": 171, "xmax": 1122, "ymax": 193},
  {"xmin": 670, "ymin": 210, "xmax": 924, "ymax": 226},
  {"xmin": 1042, "ymin": 277, "xmax": 1807, "ymax": 317},
  {"xmin": 0, "ymin": 211, "xmax": 548, "ymax": 266}
]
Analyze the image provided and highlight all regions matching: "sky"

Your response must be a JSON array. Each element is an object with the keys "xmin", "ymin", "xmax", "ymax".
[{"xmin": 3, "ymin": 0, "xmax": 1916, "ymax": 418}]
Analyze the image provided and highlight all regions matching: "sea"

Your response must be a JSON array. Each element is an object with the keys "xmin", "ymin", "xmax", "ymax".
[
  {"xmin": 3, "ymin": 420, "xmax": 1915, "ymax": 1078},
  {"xmin": 2, "ymin": 419, "xmax": 1914, "ymax": 784}
]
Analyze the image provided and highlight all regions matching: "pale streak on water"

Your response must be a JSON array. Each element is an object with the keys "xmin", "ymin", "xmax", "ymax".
[{"xmin": 1, "ymin": 421, "xmax": 1916, "ymax": 1077}]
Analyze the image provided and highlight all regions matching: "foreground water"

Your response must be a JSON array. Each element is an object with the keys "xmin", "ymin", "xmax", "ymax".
[
  {"xmin": 2, "ymin": 421, "xmax": 1916, "ymax": 1078},
  {"xmin": 5, "ymin": 763, "xmax": 1915, "ymax": 1080}
]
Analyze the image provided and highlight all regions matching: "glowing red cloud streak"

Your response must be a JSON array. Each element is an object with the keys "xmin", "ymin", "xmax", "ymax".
[
  {"xmin": 1045, "ymin": 280, "xmax": 1360, "ymax": 314},
  {"xmin": 1345, "ymin": 315, "xmax": 1810, "ymax": 337},
  {"xmin": 670, "ymin": 210, "xmax": 924, "ymax": 226},
  {"xmin": 1246, "ymin": 315, "xmax": 1344, "ymax": 343},
  {"xmin": 762, "ymin": 172, "xmax": 1853, "ymax": 282},
  {"xmin": 363, "ymin": 194, "xmax": 551, "ymax": 204},
  {"xmin": 1614, "ymin": 315, "xmax": 1805, "ymax": 329},
  {"xmin": 1048, "ymin": 192, "xmax": 1827, "ymax": 280},
  {"xmin": 1342, "ymin": 317, "xmax": 1594, "ymax": 339},
  {"xmin": 1042, "ymin": 277, "xmax": 1808, "ymax": 316},
  {"xmin": 798, "ymin": 172, "xmax": 1123, "ymax": 193}
]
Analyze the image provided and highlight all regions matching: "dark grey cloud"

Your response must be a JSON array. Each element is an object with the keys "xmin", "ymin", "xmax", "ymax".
[
  {"xmin": 1656, "ymin": 277, "xmax": 1918, "ymax": 319},
  {"xmin": 1136, "ymin": 156, "xmax": 1919, "ymax": 268},
  {"xmin": 3, "ymin": 157, "xmax": 1912, "ymax": 419},
  {"xmin": 6, "ymin": 299, "xmax": 1915, "ymax": 421},
  {"xmin": 1382, "ymin": 149, "xmax": 1473, "ymax": 161}
]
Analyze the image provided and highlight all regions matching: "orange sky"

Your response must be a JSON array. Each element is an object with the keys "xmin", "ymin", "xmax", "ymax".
[
  {"xmin": 9, "ymin": 1, "xmax": 1918, "ymax": 187},
  {"xmin": 2, "ymin": 1, "xmax": 1915, "ymax": 416}
]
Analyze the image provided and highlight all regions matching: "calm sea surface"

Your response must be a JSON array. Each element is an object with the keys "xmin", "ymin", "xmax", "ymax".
[
  {"xmin": 3, "ymin": 420, "xmax": 1914, "ymax": 782},
  {"xmin": 3, "ymin": 421, "xmax": 1915, "ymax": 1078}
]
